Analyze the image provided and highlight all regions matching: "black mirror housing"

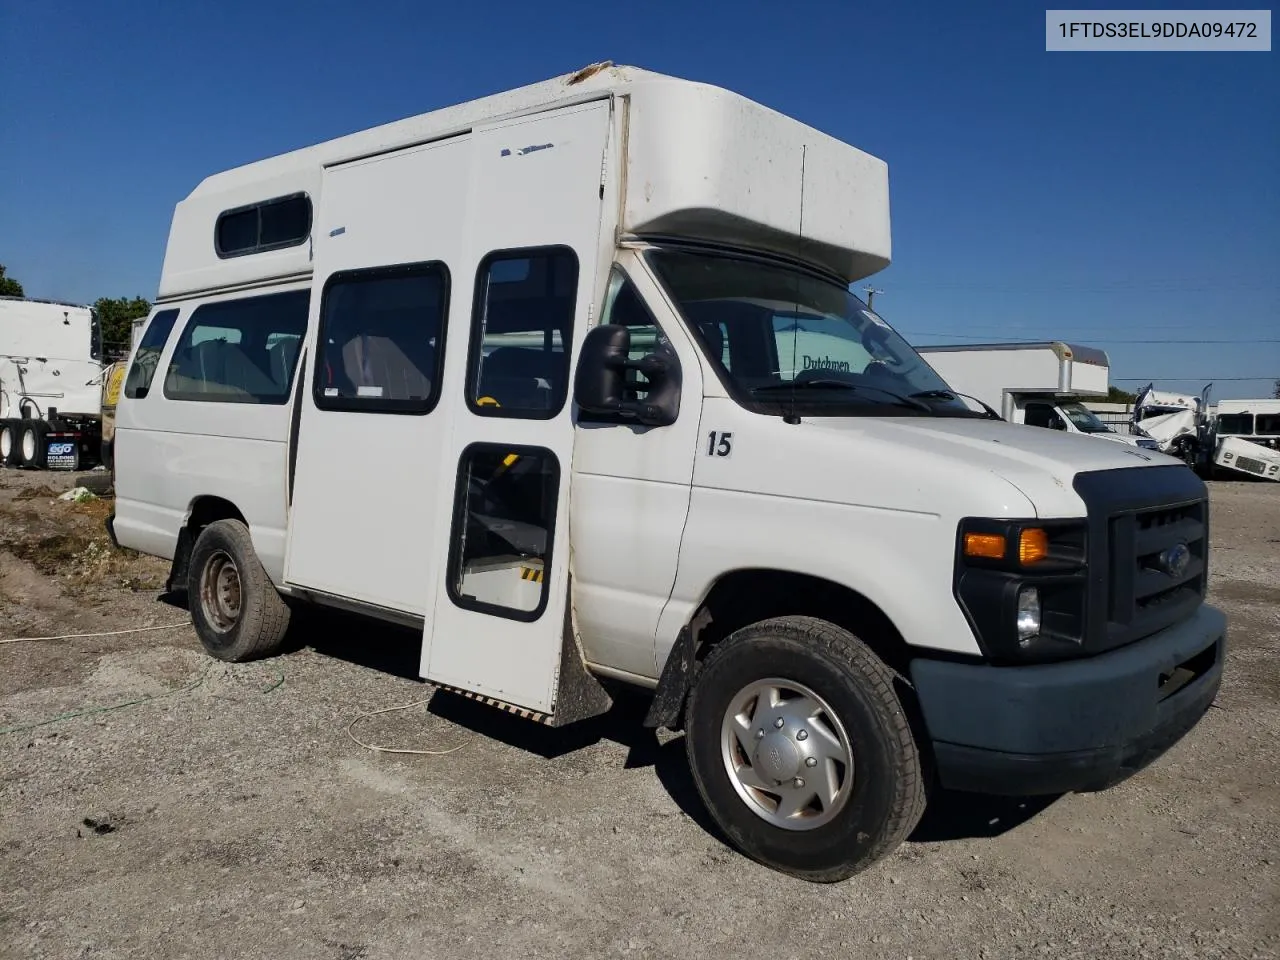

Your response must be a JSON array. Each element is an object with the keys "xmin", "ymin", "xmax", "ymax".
[{"xmin": 574, "ymin": 325, "xmax": 680, "ymax": 427}]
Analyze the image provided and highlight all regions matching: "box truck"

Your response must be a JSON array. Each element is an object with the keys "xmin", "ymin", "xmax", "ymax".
[
  {"xmin": 915, "ymin": 342, "xmax": 1162, "ymax": 451},
  {"xmin": 0, "ymin": 297, "xmax": 107, "ymax": 470},
  {"xmin": 108, "ymin": 62, "xmax": 1225, "ymax": 881}
]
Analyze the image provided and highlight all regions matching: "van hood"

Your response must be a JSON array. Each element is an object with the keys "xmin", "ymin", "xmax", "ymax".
[{"xmin": 805, "ymin": 415, "xmax": 1182, "ymax": 518}]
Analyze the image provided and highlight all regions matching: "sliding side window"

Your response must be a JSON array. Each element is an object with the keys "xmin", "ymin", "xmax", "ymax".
[
  {"xmin": 314, "ymin": 262, "xmax": 450, "ymax": 415},
  {"xmin": 163, "ymin": 289, "xmax": 310, "ymax": 404}
]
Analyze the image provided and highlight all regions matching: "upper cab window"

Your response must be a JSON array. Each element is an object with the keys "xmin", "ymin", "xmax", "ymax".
[
  {"xmin": 314, "ymin": 262, "xmax": 449, "ymax": 415},
  {"xmin": 467, "ymin": 247, "xmax": 578, "ymax": 419},
  {"xmin": 215, "ymin": 194, "xmax": 312, "ymax": 258}
]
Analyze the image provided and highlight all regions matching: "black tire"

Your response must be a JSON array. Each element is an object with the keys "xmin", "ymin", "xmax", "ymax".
[
  {"xmin": 18, "ymin": 421, "xmax": 47, "ymax": 468},
  {"xmin": 0, "ymin": 420, "xmax": 19, "ymax": 466},
  {"xmin": 187, "ymin": 518, "xmax": 291, "ymax": 662},
  {"xmin": 75, "ymin": 473, "xmax": 113, "ymax": 495},
  {"xmin": 684, "ymin": 616, "xmax": 926, "ymax": 882}
]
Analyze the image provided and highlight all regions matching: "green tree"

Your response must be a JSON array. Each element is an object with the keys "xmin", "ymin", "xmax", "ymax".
[
  {"xmin": 93, "ymin": 296, "xmax": 152, "ymax": 355},
  {"xmin": 0, "ymin": 263, "xmax": 24, "ymax": 297},
  {"xmin": 1106, "ymin": 385, "xmax": 1137, "ymax": 403},
  {"xmin": 1273, "ymin": 379, "xmax": 1280, "ymax": 400}
]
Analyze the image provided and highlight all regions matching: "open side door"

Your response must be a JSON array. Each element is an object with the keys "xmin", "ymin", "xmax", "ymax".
[{"xmin": 421, "ymin": 98, "xmax": 616, "ymax": 724}]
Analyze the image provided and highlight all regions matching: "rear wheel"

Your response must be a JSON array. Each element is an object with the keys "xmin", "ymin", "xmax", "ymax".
[
  {"xmin": 188, "ymin": 519, "xmax": 291, "ymax": 662},
  {"xmin": 684, "ymin": 616, "xmax": 926, "ymax": 882},
  {"xmin": 18, "ymin": 421, "xmax": 46, "ymax": 468},
  {"xmin": 0, "ymin": 421, "xmax": 17, "ymax": 466}
]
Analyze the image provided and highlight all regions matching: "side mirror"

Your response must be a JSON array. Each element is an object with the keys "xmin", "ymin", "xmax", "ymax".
[{"xmin": 574, "ymin": 325, "xmax": 680, "ymax": 427}]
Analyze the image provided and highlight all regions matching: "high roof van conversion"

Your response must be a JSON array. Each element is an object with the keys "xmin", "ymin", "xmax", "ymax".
[{"xmin": 108, "ymin": 63, "xmax": 1226, "ymax": 882}]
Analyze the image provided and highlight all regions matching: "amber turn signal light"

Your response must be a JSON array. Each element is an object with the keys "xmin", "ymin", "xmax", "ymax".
[
  {"xmin": 963, "ymin": 533, "xmax": 1006, "ymax": 559},
  {"xmin": 1019, "ymin": 528, "xmax": 1050, "ymax": 564}
]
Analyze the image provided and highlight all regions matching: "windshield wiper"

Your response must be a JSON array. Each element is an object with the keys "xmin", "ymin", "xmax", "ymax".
[
  {"xmin": 909, "ymin": 389, "xmax": 1003, "ymax": 420},
  {"xmin": 754, "ymin": 379, "xmax": 933, "ymax": 413}
]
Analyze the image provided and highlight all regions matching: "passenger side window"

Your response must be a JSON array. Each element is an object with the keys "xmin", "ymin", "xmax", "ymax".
[
  {"xmin": 314, "ymin": 262, "xmax": 449, "ymax": 415},
  {"xmin": 1256, "ymin": 414, "xmax": 1280, "ymax": 436},
  {"xmin": 596, "ymin": 269, "xmax": 673, "ymax": 405},
  {"xmin": 163, "ymin": 290, "xmax": 310, "ymax": 404},
  {"xmin": 124, "ymin": 308, "xmax": 180, "ymax": 400},
  {"xmin": 467, "ymin": 247, "xmax": 578, "ymax": 420},
  {"xmin": 1025, "ymin": 403, "xmax": 1064, "ymax": 430},
  {"xmin": 447, "ymin": 443, "xmax": 560, "ymax": 620}
]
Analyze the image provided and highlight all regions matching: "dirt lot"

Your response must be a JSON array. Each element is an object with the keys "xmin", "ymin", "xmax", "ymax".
[{"xmin": 1, "ymin": 467, "xmax": 1277, "ymax": 960}]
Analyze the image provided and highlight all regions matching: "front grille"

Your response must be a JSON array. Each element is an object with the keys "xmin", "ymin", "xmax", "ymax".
[
  {"xmin": 1236, "ymin": 455, "xmax": 1267, "ymax": 475},
  {"xmin": 1106, "ymin": 498, "xmax": 1207, "ymax": 646}
]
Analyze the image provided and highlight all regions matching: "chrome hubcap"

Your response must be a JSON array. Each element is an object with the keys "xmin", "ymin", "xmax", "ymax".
[
  {"xmin": 199, "ymin": 550, "xmax": 242, "ymax": 631},
  {"xmin": 720, "ymin": 678, "xmax": 854, "ymax": 831}
]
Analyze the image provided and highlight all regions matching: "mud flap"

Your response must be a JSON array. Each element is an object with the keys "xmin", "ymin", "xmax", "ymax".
[{"xmin": 643, "ymin": 624, "xmax": 696, "ymax": 731}]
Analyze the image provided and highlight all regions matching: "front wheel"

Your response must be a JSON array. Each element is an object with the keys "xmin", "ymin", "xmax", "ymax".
[
  {"xmin": 188, "ymin": 519, "xmax": 291, "ymax": 662},
  {"xmin": 684, "ymin": 616, "xmax": 926, "ymax": 882}
]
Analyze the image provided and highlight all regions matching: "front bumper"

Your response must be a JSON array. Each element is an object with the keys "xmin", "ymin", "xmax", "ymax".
[{"xmin": 910, "ymin": 604, "xmax": 1226, "ymax": 795}]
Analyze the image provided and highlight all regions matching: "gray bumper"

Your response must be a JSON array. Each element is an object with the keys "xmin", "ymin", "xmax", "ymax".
[{"xmin": 910, "ymin": 604, "xmax": 1226, "ymax": 795}]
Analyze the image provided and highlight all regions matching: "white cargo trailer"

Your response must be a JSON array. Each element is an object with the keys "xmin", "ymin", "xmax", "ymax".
[
  {"xmin": 109, "ymin": 62, "xmax": 1224, "ymax": 882},
  {"xmin": 915, "ymin": 341, "xmax": 1160, "ymax": 450},
  {"xmin": 0, "ymin": 297, "xmax": 106, "ymax": 469}
]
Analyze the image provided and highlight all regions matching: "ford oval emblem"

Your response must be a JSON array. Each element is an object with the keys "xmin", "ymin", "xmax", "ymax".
[{"xmin": 1158, "ymin": 542, "xmax": 1191, "ymax": 579}]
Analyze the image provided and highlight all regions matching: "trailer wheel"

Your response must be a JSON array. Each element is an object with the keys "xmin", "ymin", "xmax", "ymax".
[
  {"xmin": 18, "ymin": 421, "xmax": 47, "ymax": 469},
  {"xmin": 0, "ymin": 421, "xmax": 18, "ymax": 466},
  {"xmin": 684, "ymin": 616, "xmax": 926, "ymax": 882},
  {"xmin": 188, "ymin": 519, "xmax": 291, "ymax": 662}
]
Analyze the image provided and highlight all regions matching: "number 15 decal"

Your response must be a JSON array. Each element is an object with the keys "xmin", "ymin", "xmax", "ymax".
[{"xmin": 707, "ymin": 430, "xmax": 733, "ymax": 457}]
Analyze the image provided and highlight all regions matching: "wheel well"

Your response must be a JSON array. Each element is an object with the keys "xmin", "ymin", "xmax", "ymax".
[
  {"xmin": 687, "ymin": 569, "xmax": 911, "ymax": 675},
  {"xmin": 167, "ymin": 496, "xmax": 248, "ymax": 592}
]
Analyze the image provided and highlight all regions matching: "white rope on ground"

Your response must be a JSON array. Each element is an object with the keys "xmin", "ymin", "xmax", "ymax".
[
  {"xmin": 0, "ymin": 621, "xmax": 191, "ymax": 645},
  {"xmin": 346, "ymin": 695, "xmax": 469, "ymax": 756}
]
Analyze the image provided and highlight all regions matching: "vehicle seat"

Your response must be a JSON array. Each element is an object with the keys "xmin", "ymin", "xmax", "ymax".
[
  {"xmin": 340, "ymin": 319, "xmax": 433, "ymax": 401},
  {"xmin": 477, "ymin": 346, "xmax": 557, "ymax": 409}
]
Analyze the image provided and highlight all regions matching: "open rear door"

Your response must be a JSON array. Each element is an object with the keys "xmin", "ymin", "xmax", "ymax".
[{"xmin": 421, "ymin": 98, "xmax": 615, "ymax": 722}]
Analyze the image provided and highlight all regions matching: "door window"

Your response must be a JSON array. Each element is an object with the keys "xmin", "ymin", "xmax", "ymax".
[
  {"xmin": 124, "ymin": 308, "xmax": 180, "ymax": 399},
  {"xmin": 447, "ymin": 443, "xmax": 560, "ymax": 621},
  {"xmin": 314, "ymin": 262, "xmax": 449, "ymax": 415},
  {"xmin": 1024, "ymin": 402, "xmax": 1065, "ymax": 430},
  {"xmin": 467, "ymin": 247, "xmax": 578, "ymax": 419}
]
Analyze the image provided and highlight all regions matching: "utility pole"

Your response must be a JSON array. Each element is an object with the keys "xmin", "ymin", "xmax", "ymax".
[{"xmin": 863, "ymin": 285, "xmax": 883, "ymax": 310}]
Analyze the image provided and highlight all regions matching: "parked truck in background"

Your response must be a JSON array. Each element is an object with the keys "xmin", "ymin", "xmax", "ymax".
[
  {"xmin": 0, "ymin": 297, "xmax": 107, "ymax": 470},
  {"xmin": 1134, "ymin": 384, "xmax": 1280, "ymax": 482},
  {"xmin": 99, "ymin": 317, "xmax": 146, "ymax": 471},
  {"xmin": 915, "ymin": 341, "xmax": 1162, "ymax": 451}
]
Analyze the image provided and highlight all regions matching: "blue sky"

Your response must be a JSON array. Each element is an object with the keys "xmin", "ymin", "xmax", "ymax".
[{"xmin": 1, "ymin": 0, "xmax": 1275, "ymax": 398}]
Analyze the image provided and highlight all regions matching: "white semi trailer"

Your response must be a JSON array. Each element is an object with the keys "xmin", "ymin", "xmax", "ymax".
[
  {"xmin": 915, "ymin": 342, "xmax": 1161, "ymax": 450},
  {"xmin": 0, "ymin": 297, "xmax": 107, "ymax": 470}
]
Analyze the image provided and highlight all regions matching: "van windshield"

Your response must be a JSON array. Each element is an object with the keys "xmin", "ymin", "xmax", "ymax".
[
  {"xmin": 645, "ymin": 248, "xmax": 977, "ymax": 418},
  {"xmin": 1059, "ymin": 401, "xmax": 1113, "ymax": 434}
]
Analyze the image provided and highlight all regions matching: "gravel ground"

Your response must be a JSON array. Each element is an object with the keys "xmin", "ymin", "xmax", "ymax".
[{"xmin": 1, "ymin": 466, "xmax": 1277, "ymax": 960}]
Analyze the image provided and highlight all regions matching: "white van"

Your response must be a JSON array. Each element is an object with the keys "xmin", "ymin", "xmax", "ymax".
[{"xmin": 109, "ymin": 63, "xmax": 1226, "ymax": 882}]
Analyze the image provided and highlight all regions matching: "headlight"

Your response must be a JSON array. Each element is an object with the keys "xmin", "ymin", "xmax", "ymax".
[
  {"xmin": 1016, "ymin": 587, "xmax": 1041, "ymax": 641},
  {"xmin": 954, "ymin": 518, "xmax": 1088, "ymax": 663},
  {"xmin": 1137, "ymin": 438, "xmax": 1161, "ymax": 450}
]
